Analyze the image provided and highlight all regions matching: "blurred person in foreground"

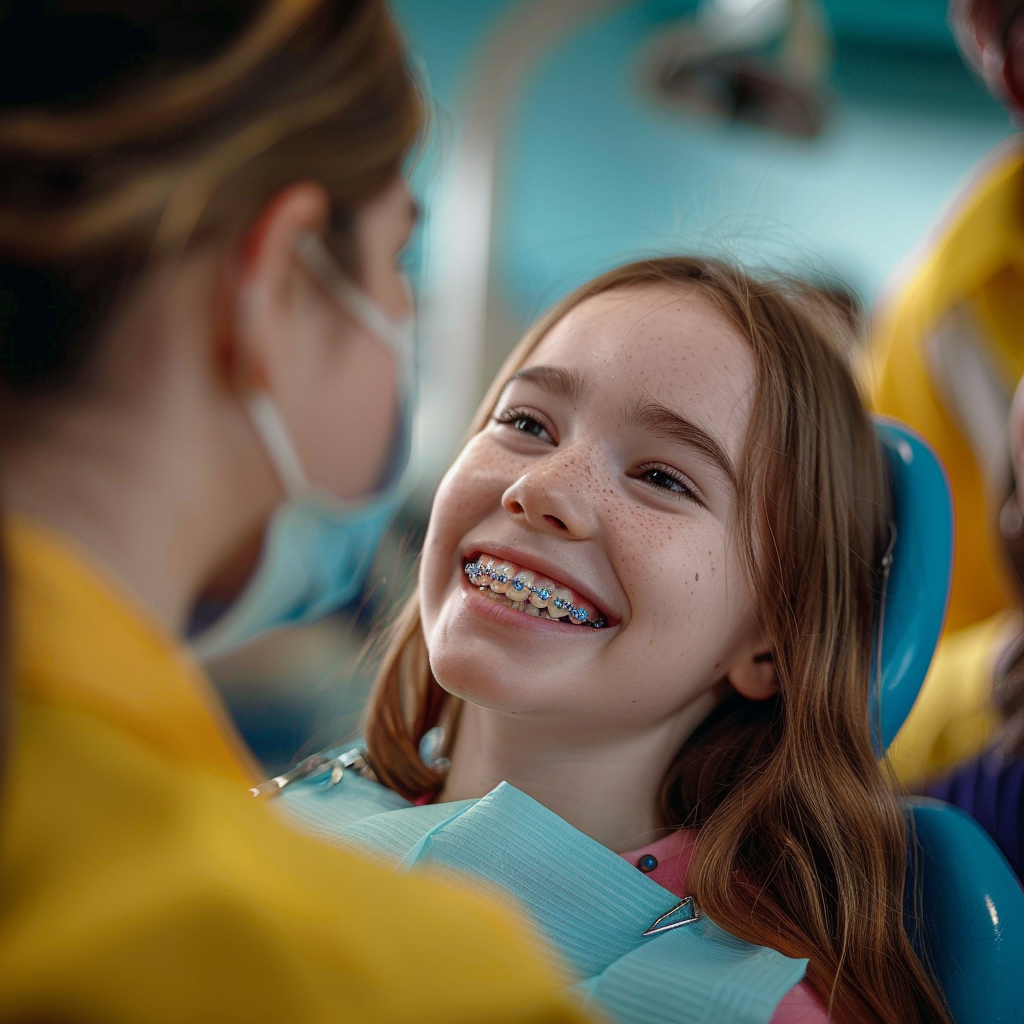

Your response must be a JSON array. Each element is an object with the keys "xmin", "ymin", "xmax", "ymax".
[
  {"xmin": 870, "ymin": 0, "xmax": 1024, "ymax": 791},
  {"xmin": 0, "ymin": 3, "xmax": 593, "ymax": 1022},
  {"xmin": 926, "ymin": 369, "xmax": 1024, "ymax": 878}
]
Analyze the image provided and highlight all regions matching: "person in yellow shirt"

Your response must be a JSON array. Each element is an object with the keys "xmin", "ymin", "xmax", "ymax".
[
  {"xmin": 871, "ymin": 0, "xmax": 1024, "ymax": 786},
  {"xmin": 0, "ymin": 3, "xmax": 593, "ymax": 1022}
]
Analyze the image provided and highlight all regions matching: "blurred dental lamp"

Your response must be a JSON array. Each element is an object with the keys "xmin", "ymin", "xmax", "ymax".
[{"xmin": 645, "ymin": 0, "xmax": 832, "ymax": 138}]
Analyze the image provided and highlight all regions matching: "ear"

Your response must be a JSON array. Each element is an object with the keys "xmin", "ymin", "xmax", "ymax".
[
  {"xmin": 224, "ymin": 181, "xmax": 333, "ymax": 389},
  {"xmin": 727, "ymin": 646, "xmax": 779, "ymax": 701}
]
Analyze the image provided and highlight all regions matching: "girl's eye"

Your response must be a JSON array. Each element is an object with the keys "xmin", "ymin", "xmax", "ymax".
[
  {"xmin": 637, "ymin": 465, "xmax": 701, "ymax": 504},
  {"xmin": 493, "ymin": 408, "xmax": 553, "ymax": 442}
]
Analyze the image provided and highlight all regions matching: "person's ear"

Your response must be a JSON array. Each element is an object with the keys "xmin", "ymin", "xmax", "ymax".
[
  {"xmin": 226, "ymin": 181, "xmax": 332, "ymax": 389},
  {"xmin": 728, "ymin": 646, "xmax": 779, "ymax": 701}
]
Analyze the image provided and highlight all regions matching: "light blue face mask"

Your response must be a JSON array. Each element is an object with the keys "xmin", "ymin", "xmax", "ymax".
[{"xmin": 191, "ymin": 231, "xmax": 415, "ymax": 661}]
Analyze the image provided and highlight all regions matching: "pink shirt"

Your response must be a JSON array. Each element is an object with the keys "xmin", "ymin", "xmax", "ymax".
[{"xmin": 619, "ymin": 830, "xmax": 830, "ymax": 1024}]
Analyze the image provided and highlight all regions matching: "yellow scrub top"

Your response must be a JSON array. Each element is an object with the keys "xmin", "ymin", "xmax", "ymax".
[
  {"xmin": 871, "ymin": 137, "xmax": 1024, "ymax": 784},
  {"xmin": 0, "ymin": 516, "xmax": 592, "ymax": 1024}
]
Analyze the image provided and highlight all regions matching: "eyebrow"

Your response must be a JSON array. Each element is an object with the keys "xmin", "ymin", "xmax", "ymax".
[
  {"xmin": 626, "ymin": 398, "xmax": 738, "ymax": 491},
  {"xmin": 500, "ymin": 364, "xmax": 737, "ymax": 491},
  {"xmin": 502, "ymin": 365, "xmax": 585, "ymax": 403}
]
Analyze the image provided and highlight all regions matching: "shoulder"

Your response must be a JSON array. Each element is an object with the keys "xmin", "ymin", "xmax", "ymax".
[
  {"xmin": 0, "ymin": 700, "xmax": 586, "ymax": 1024},
  {"xmin": 873, "ymin": 139, "xmax": 1024, "ymax": 354}
]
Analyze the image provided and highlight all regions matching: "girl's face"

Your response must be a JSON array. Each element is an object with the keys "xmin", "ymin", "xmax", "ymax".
[{"xmin": 419, "ymin": 286, "xmax": 770, "ymax": 743}]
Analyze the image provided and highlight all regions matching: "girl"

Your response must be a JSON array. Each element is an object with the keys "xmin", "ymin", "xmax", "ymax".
[
  {"xmin": 0, "ymin": 3, "xmax": 589, "ymax": 1022},
  {"xmin": 282, "ymin": 257, "xmax": 953, "ymax": 1024}
]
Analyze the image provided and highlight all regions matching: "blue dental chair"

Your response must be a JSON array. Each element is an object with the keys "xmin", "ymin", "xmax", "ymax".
[{"xmin": 876, "ymin": 418, "xmax": 1024, "ymax": 1024}]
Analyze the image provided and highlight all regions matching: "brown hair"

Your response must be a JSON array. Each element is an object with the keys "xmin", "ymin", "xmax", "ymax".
[
  {"xmin": 0, "ymin": 0, "xmax": 423, "ymax": 395},
  {"xmin": 364, "ymin": 257, "xmax": 952, "ymax": 1024}
]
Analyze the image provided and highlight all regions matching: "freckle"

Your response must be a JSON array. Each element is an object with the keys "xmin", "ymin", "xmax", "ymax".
[{"xmin": 695, "ymin": 572, "xmax": 699, "ymax": 582}]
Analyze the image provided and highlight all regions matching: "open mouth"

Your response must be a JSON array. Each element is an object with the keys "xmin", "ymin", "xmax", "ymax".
[{"xmin": 464, "ymin": 553, "xmax": 609, "ymax": 629}]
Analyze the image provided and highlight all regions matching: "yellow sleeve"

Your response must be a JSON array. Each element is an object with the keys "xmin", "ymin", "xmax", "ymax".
[
  {"xmin": 886, "ymin": 613, "xmax": 1008, "ymax": 787},
  {"xmin": 0, "ymin": 699, "xmax": 595, "ymax": 1024},
  {"xmin": 869, "ymin": 291, "xmax": 1013, "ymax": 636},
  {"xmin": 868, "ymin": 143, "xmax": 1024, "ymax": 636}
]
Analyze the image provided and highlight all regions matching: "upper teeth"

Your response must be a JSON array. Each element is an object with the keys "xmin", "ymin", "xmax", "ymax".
[{"xmin": 463, "ymin": 558, "xmax": 607, "ymax": 629}]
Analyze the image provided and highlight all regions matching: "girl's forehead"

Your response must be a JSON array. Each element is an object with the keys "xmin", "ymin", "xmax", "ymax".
[
  {"xmin": 522, "ymin": 287, "xmax": 756, "ymax": 450},
  {"xmin": 531, "ymin": 287, "xmax": 745, "ymax": 367}
]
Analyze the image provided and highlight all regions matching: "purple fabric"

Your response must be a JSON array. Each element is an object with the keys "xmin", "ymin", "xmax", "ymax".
[{"xmin": 928, "ymin": 751, "xmax": 1024, "ymax": 881}]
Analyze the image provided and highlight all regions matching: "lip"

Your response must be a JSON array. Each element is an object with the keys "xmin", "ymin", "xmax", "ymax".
[{"xmin": 460, "ymin": 543, "xmax": 620, "ymax": 628}]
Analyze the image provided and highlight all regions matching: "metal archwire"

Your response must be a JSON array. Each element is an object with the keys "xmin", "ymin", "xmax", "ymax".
[{"xmin": 871, "ymin": 417, "xmax": 954, "ymax": 755}]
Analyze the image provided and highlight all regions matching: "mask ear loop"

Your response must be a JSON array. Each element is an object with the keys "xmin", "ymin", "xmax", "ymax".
[
  {"xmin": 245, "ymin": 391, "xmax": 309, "ymax": 497},
  {"xmin": 294, "ymin": 230, "xmax": 413, "ymax": 359},
  {"xmin": 293, "ymin": 229, "xmax": 415, "ymax": 495}
]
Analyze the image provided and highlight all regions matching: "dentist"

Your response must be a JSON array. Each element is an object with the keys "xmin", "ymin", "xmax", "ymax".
[{"xmin": 0, "ymin": 3, "xmax": 589, "ymax": 1023}]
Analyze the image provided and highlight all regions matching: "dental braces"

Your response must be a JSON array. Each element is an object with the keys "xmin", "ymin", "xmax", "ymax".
[{"xmin": 464, "ymin": 561, "xmax": 607, "ymax": 629}]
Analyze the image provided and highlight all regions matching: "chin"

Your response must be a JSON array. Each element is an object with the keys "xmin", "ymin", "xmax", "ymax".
[
  {"xmin": 430, "ymin": 651, "xmax": 516, "ymax": 709},
  {"xmin": 427, "ymin": 646, "xmax": 554, "ymax": 717}
]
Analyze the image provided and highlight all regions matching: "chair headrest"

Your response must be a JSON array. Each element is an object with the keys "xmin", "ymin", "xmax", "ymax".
[{"xmin": 872, "ymin": 418, "xmax": 954, "ymax": 753}]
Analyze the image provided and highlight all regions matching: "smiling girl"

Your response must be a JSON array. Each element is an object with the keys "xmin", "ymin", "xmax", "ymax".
[{"xmin": 282, "ymin": 257, "xmax": 952, "ymax": 1024}]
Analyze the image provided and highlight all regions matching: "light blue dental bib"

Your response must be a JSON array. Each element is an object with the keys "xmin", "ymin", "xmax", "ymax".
[{"xmin": 281, "ymin": 773, "xmax": 808, "ymax": 1023}]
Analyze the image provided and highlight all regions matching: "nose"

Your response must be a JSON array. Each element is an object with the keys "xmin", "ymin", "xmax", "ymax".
[{"xmin": 501, "ymin": 445, "xmax": 600, "ymax": 538}]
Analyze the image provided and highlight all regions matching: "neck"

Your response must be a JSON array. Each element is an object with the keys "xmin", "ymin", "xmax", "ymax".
[
  {"xmin": 0, "ymin": 256, "xmax": 280, "ymax": 635},
  {"xmin": 2, "ymin": 370, "xmax": 276, "ymax": 637},
  {"xmin": 4, "ymin": 406, "xmax": 219, "ymax": 632},
  {"xmin": 438, "ymin": 694, "xmax": 718, "ymax": 851}
]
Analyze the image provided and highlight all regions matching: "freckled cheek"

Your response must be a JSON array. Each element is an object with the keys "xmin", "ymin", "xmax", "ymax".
[{"xmin": 617, "ymin": 521, "xmax": 726, "ymax": 632}]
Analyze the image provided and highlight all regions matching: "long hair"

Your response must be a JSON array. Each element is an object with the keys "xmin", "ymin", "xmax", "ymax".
[{"xmin": 364, "ymin": 257, "xmax": 952, "ymax": 1024}]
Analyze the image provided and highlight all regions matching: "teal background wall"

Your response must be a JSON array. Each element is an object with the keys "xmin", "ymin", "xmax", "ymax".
[{"xmin": 392, "ymin": 0, "xmax": 1011, "ymax": 321}]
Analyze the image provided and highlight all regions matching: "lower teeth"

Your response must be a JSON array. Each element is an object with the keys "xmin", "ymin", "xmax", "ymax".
[
  {"xmin": 482, "ymin": 589, "xmax": 556, "ymax": 617},
  {"xmin": 478, "ymin": 586, "xmax": 603, "ymax": 627}
]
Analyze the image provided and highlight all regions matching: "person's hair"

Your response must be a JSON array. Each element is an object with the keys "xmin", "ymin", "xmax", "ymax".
[
  {"xmin": 0, "ymin": 0, "xmax": 423, "ymax": 397},
  {"xmin": 0, "ymin": 0, "xmax": 422, "ymax": 757},
  {"xmin": 363, "ymin": 256, "xmax": 952, "ymax": 1024}
]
